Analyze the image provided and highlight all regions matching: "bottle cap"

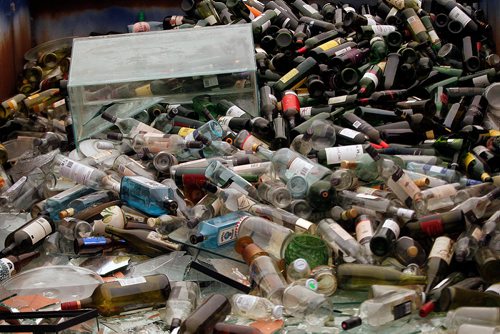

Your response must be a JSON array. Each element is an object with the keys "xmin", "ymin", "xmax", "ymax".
[
  {"xmin": 59, "ymin": 208, "xmax": 75, "ymax": 219},
  {"xmin": 189, "ymin": 233, "xmax": 205, "ymax": 244},
  {"xmin": 235, "ymin": 236, "xmax": 267, "ymax": 264},
  {"xmin": 292, "ymin": 258, "xmax": 309, "ymax": 273},
  {"xmin": 305, "ymin": 278, "xmax": 319, "ymax": 291},
  {"xmin": 341, "ymin": 316, "xmax": 362, "ymax": 330},
  {"xmin": 60, "ymin": 300, "xmax": 81, "ymax": 311},
  {"xmin": 101, "ymin": 111, "xmax": 117, "ymax": 123},
  {"xmin": 163, "ymin": 199, "xmax": 178, "ymax": 212},
  {"xmin": 272, "ymin": 305, "xmax": 284, "ymax": 319},
  {"xmin": 107, "ymin": 133, "xmax": 123, "ymax": 141},
  {"xmin": 407, "ymin": 246, "xmax": 419, "ymax": 258},
  {"xmin": 419, "ymin": 301, "xmax": 435, "ymax": 317}
]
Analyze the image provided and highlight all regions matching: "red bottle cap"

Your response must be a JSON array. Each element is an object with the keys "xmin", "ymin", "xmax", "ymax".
[
  {"xmin": 419, "ymin": 301, "xmax": 435, "ymax": 317},
  {"xmin": 60, "ymin": 300, "xmax": 81, "ymax": 311},
  {"xmin": 379, "ymin": 140, "xmax": 390, "ymax": 148}
]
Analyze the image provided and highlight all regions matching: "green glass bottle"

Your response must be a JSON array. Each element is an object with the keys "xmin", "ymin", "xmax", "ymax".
[
  {"xmin": 273, "ymin": 57, "xmax": 318, "ymax": 94},
  {"xmin": 358, "ymin": 62, "xmax": 386, "ymax": 96}
]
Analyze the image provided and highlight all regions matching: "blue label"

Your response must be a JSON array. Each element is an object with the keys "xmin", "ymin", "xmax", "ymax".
[{"xmin": 82, "ymin": 237, "xmax": 107, "ymax": 246}]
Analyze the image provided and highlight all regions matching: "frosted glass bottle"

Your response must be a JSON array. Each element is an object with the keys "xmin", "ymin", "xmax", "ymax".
[
  {"xmin": 164, "ymin": 281, "xmax": 200, "ymax": 329},
  {"xmin": 230, "ymin": 294, "xmax": 283, "ymax": 321}
]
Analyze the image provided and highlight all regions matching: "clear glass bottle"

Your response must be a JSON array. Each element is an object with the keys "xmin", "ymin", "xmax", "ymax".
[
  {"xmin": 455, "ymin": 224, "xmax": 483, "ymax": 262},
  {"xmin": 230, "ymin": 294, "xmax": 283, "ymax": 321},
  {"xmin": 444, "ymin": 307, "xmax": 500, "ymax": 331},
  {"xmin": 164, "ymin": 281, "xmax": 200, "ymax": 330},
  {"xmin": 286, "ymin": 258, "xmax": 311, "ymax": 283},
  {"xmin": 452, "ymin": 188, "xmax": 500, "ymax": 223},
  {"xmin": 257, "ymin": 176, "xmax": 292, "ymax": 209},
  {"xmin": 101, "ymin": 106, "xmax": 163, "ymax": 137},
  {"xmin": 282, "ymin": 284, "xmax": 334, "ymax": 325},
  {"xmin": 205, "ymin": 160, "xmax": 259, "ymax": 200}
]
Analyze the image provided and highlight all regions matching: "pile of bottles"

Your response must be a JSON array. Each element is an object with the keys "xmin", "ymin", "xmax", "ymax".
[{"xmin": 1, "ymin": 0, "xmax": 500, "ymax": 333}]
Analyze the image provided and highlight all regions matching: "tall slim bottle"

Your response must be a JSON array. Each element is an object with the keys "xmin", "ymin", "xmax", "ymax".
[{"xmin": 425, "ymin": 236, "xmax": 454, "ymax": 295}]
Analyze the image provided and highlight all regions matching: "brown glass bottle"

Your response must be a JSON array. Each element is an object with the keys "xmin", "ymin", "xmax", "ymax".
[{"xmin": 179, "ymin": 294, "xmax": 231, "ymax": 334}]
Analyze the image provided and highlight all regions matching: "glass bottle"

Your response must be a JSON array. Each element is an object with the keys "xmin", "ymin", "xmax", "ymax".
[
  {"xmin": 290, "ymin": 128, "xmax": 313, "ymax": 156},
  {"xmin": 61, "ymin": 274, "xmax": 171, "ymax": 317},
  {"xmin": 316, "ymin": 144, "xmax": 366, "ymax": 166},
  {"xmin": 286, "ymin": 258, "xmax": 311, "ymax": 283},
  {"xmin": 425, "ymin": 236, "xmax": 455, "ymax": 295},
  {"xmin": 1, "ymin": 215, "xmax": 55, "ymax": 256},
  {"xmin": 460, "ymin": 152, "xmax": 493, "ymax": 183},
  {"xmin": 340, "ymin": 114, "xmax": 389, "ymax": 148},
  {"xmin": 147, "ymin": 214, "xmax": 187, "ymax": 236},
  {"xmin": 444, "ymin": 307, "xmax": 500, "ymax": 331},
  {"xmin": 354, "ymin": 215, "xmax": 376, "ymax": 264},
  {"xmin": 0, "ymin": 251, "xmax": 40, "ymax": 283},
  {"xmin": 358, "ymin": 61, "xmax": 386, "ymax": 96},
  {"xmin": 248, "ymin": 203, "xmax": 317, "ymax": 234},
  {"xmin": 101, "ymin": 106, "xmax": 163, "ymax": 137},
  {"xmin": 336, "ymin": 263, "xmax": 427, "ymax": 291},
  {"xmin": 257, "ymin": 176, "xmax": 292, "ymax": 209},
  {"xmin": 205, "ymin": 160, "xmax": 259, "ymax": 200},
  {"xmin": 179, "ymin": 294, "xmax": 231, "ymax": 334},
  {"xmin": 440, "ymin": 287, "xmax": 500, "ymax": 311},
  {"xmin": 235, "ymin": 236, "xmax": 287, "ymax": 304},
  {"xmin": 112, "ymin": 155, "xmax": 156, "ymax": 180},
  {"xmin": 229, "ymin": 294, "xmax": 283, "ymax": 321},
  {"xmin": 273, "ymin": 57, "xmax": 318, "ymax": 94},
  {"xmin": 58, "ymin": 190, "xmax": 118, "ymax": 219},
  {"xmin": 120, "ymin": 176, "xmax": 178, "ymax": 216},
  {"xmin": 455, "ymin": 224, "xmax": 483, "ymax": 262},
  {"xmin": 393, "ymin": 236, "xmax": 427, "ymax": 267},
  {"xmin": 282, "ymin": 284, "xmax": 334, "ymax": 325},
  {"xmin": 185, "ymin": 194, "xmax": 221, "ymax": 229},
  {"xmin": 452, "ymin": 188, "xmax": 500, "ymax": 223},
  {"xmin": 43, "ymin": 185, "xmax": 94, "ymax": 221},
  {"xmin": 189, "ymin": 211, "xmax": 249, "ymax": 249},
  {"xmin": 370, "ymin": 218, "xmax": 401, "ymax": 257},
  {"xmin": 164, "ymin": 281, "xmax": 200, "ymax": 330}
]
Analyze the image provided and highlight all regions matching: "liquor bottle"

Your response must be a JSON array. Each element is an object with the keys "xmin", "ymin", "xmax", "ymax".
[
  {"xmin": 370, "ymin": 218, "xmax": 402, "ymax": 257},
  {"xmin": 336, "ymin": 263, "xmax": 427, "ymax": 291},
  {"xmin": 52, "ymin": 154, "xmax": 120, "ymax": 192},
  {"xmin": 59, "ymin": 190, "xmax": 118, "ymax": 219},
  {"xmin": 101, "ymin": 106, "xmax": 163, "ymax": 137},
  {"xmin": 317, "ymin": 218, "xmax": 369, "ymax": 264},
  {"xmin": 61, "ymin": 274, "xmax": 171, "ymax": 317},
  {"xmin": 189, "ymin": 211, "xmax": 249, "ymax": 249},
  {"xmin": 354, "ymin": 215, "xmax": 376, "ymax": 264},
  {"xmin": 43, "ymin": 185, "xmax": 94, "ymax": 221},
  {"xmin": 282, "ymin": 283, "xmax": 333, "ymax": 325},
  {"xmin": 454, "ymin": 224, "xmax": 483, "ymax": 262},
  {"xmin": 1, "ymin": 215, "xmax": 55, "ymax": 256},
  {"xmin": 0, "ymin": 251, "xmax": 40, "ymax": 282},
  {"xmin": 205, "ymin": 160, "xmax": 258, "ymax": 200},
  {"xmin": 402, "ymin": 210, "xmax": 465, "ymax": 239},
  {"xmin": 235, "ymin": 236, "xmax": 287, "ymax": 304},
  {"xmin": 164, "ymin": 281, "xmax": 200, "ymax": 330},
  {"xmin": 112, "ymin": 155, "xmax": 156, "ymax": 179},
  {"xmin": 185, "ymin": 194, "xmax": 221, "ymax": 229},
  {"xmin": 444, "ymin": 307, "xmax": 500, "ymax": 331},
  {"xmin": 425, "ymin": 236, "xmax": 454, "ymax": 295},
  {"xmin": 151, "ymin": 109, "xmax": 178, "ymax": 133},
  {"xmin": 341, "ymin": 113, "xmax": 389, "ymax": 148},
  {"xmin": 257, "ymin": 177, "xmax": 292, "ymax": 209},
  {"xmin": 329, "ymin": 169, "xmax": 358, "ymax": 191},
  {"xmin": 248, "ymin": 203, "xmax": 316, "ymax": 234},
  {"xmin": 290, "ymin": 128, "xmax": 313, "ymax": 156},
  {"xmin": 452, "ymin": 188, "xmax": 500, "ymax": 223},
  {"xmin": 105, "ymin": 225, "xmax": 181, "ymax": 257},
  {"xmin": 393, "ymin": 236, "xmax": 427, "ymax": 267},
  {"xmin": 316, "ymin": 144, "xmax": 366, "ymax": 166},
  {"xmin": 286, "ymin": 258, "xmax": 311, "ymax": 283},
  {"xmin": 179, "ymin": 294, "xmax": 231, "ymax": 334},
  {"xmin": 439, "ymin": 287, "xmax": 500, "ymax": 311},
  {"xmin": 230, "ymin": 294, "xmax": 283, "ymax": 320},
  {"xmin": 120, "ymin": 176, "xmax": 177, "ymax": 216}
]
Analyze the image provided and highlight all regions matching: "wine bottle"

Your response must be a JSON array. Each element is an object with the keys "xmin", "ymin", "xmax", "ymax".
[
  {"xmin": 180, "ymin": 294, "xmax": 231, "ymax": 334},
  {"xmin": 402, "ymin": 210, "xmax": 465, "ymax": 239},
  {"xmin": 425, "ymin": 236, "xmax": 455, "ymax": 295},
  {"xmin": 164, "ymin": 281, "xmax": 200, "ymax": 330},
  {"xmin": 341, "ymin": 113, "xmax": 389, "ymax": 148},
  {"xmin": 61, "ymin": 274, "xmax": 171, "ymax": 317},
  {"xmin": 273, "ymin": 57, "xmax": 318, "ymax": 94},
  {"xmin": 0, "ymin": 251, "xmax": 40, "ymax": 282},
  {"xmin": 1, "ymin": 215, "xmax": 55, "ymax": 256},
  {"xmin": 439, "ymin": 287, "xmax": 500, "ymax": 311},
  {"xmin": 370, "ymin": 218, "xmax": 402, "ymax": 257}
]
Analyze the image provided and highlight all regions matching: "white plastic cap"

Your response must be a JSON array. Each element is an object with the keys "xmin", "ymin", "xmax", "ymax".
[
  {"xmin": 272, "ymin": 305, "xmax": 284, "ymax": 319},
  {"xmin": 292, "ymin": 258, "xmax": 309, "ymax": 273}
]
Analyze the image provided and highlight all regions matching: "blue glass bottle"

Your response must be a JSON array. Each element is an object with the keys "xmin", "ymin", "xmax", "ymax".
[
  {"xmin": 120, "ymin": 176, "xmax": 178, "ymax": 216},
  {"xmin": 189, "ymin": 211, "xmax": 250, "ymax": 249},
  {"xmin": 59, "ymin": 190, "xmax": 118, "ymax": 219},
  {"xmin": 44, "ymin": 185, "xmax": 94, "ymax": 221}
]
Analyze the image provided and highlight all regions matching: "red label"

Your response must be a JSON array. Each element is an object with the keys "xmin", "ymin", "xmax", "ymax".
[
  {"xmin": 420, "ymin": 218, "xmax": 444, "ymax": 237},
  {"xmin": 281, "ymin": 91, "xmax": 300, "ymax": 113}
]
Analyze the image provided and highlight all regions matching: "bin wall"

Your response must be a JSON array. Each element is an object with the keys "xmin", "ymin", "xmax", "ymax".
[{"xmin": 480, "ymin": 0, "xmax": 500, "ymax": 50}]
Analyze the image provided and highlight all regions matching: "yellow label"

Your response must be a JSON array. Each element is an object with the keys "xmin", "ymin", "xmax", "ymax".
[
  {"xmin": 135, "ymin": 84, "xmax": 153, "ymax": 97},
  {"xmin": 6, "ymin": 99, "xmax": 17, "ymax": 111},
  {"xmin": 178, "ymin": 127, "xmax": 195, "ymax": 137},
  {"xmin": 463, "ymin": 152, "xmax": 474, "ymax": 169},
  {"xmin": 489, "ymin": 130, "xmax": 500, "ymax": 137},
  {"xmin": 279, "ymin": 68, "xmax": 299, "ymax": 85},
  {"xmin": 319, "ymin": 39, "xmax": 340, "ymax": 51},
  {"xmin": 26, "ymin": 93, "xmax": 40, "ymax": 101},
  {"xmin": 425, "ymin": 130, "xmax": 435, "ymax": 139}
]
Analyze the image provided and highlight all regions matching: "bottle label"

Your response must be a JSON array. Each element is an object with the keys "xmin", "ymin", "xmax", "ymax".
[
  {"xmin": 365, "ymin": 15, "xmax": 377, "ymax": 26},
  {"xmin": 319, "ymin": 39, "xmax": 341, "ymax": 51},
  {"xmin": 0, "ymin": 258, "xmax": 15, "ymax": 281},
  {"xmin": 211, "ymin": 198, "xmax": 222, "ymax": 214},
  {"xmin": 386, "ymin": 0, "xmax": 404, "ymax": 10},
  {"xmin": 300, "ymin": 107, "xmax": 312, "ymax": 119},
  {"xmin": 218, "ymin": 225, "xmax": 237, "ymax": 245},
  {"xmin": 472, "ymin": 75, "xmax": 491, "ymax": 88},
  {"xmin": 295, "ymin": 218, "xmax": 313, "ymax": 232},
  {"xmin": 362, "ymin": 71, "xmax": 379, "ymax": 88},
  {"xmin": 382, "ymin": 219, "xmax": 400, "ymax": 237},
  {"xmin": 396, "ymin": 208, "xmax": 415, "ymax": 220},
  {"xmin": 146, "ymin": 231, "xmax": 178, "ymax": 250},
  {"xmin": 428, "ymin": 30, "xmax": 440, "ymax": 44},
  {"xmin": 203, "ymin": 75, "xmax": 219, "ymax": 88},
  {"xmin": 334, "ymin": 46, "xmax": 351, "ymax": 57},
  {"xmin": 393, "ymin": 300, "xmax": 412, "ymax": 320},
  {"xmin": 352, "ymin": 120, "xmax": 362, "ymax": 129},
  {"xmin": 420, "ymin": 217, "xmax": 444, "ymax": 237},
  {"xmin": 339, "ymin": 128, "xmax": 360, "ymax": 139},
  {"xmin": 356, "ymin": 193, "xmax": 379, "ymax": 200},
  {"xmin": 303, "ymin": 4, "xmax": 318, "ymax": 14},
  {"xmin": 388, "ymin": 7, "xmax": 398, "ymax": 17},
  {"xmin": 118, "ymin": 276, "xmax": 147, "ymax": 286},
  {"xmin": 471, "ymin": 227, "xmax": 484, "ymax": 241},
  {"xmin": 407, "ymin": 15, "xmax": 426, "ymax": 35},
  {"xmin": 485, "ymin": 283, "xmax": 500, "ymax": 295},
  {"xmin": 422, "ymin": 164, "xmax": 447, "ymax": 175},
  {"xmin": 355, "ymin": 219, "xmax": 373, "ymax": 244},
  {"xmin": 328, "ymin": 95, "xmax": 348, "ymax": 105},
  {"xmin": 235, "ymin": 295, "xmax": 258, "ymax": 314},
  {"xmin": 449, "ymin": 7, "xmax": 472, "ymax": 27},
  {"xmin": 279, "ymin": 68, "xmax": 299, "ymax": 85},
  {"xmin": 325, "ymin": 145, "xmax": 364, "ymax": 165},
  {"xmin": 371, "ymin": 25, "xmax": 396, "ymax": 35},
  {"xmin": 463, "ymin": 153, "xmax": 475, "ymax": 170},
  {"xmin": 429, "ymin": 236, "xmax": 454, "ymax": 264},
  {"xmin": 59, "ymin": 158, "xmax": 96, "ymax": 186},
  {"xmin": 226, "ymin": 105, "xmax": 246, "ymax": 117},
  {"xmin": 178, "ymin": 127, "xmax": 195, "ymax": 137},
  {"xmin": 426, "ymin": 184, "xmax": 457, "ymax": 199},
  {"xmin": 22, "ymin": 217, "xmax": 53, "ymax": 244},
  {"xmin": 204, "ymin": 15, "xmax": 217, "ymax": 25},
  {"xmin": 135, "ymin": 84, "xmax": 153, "ymax": 97},
  {"xmin": 390, "ymin": 168, "xmax": 421, "ymax": 199},
  {"xmin": 82, "ymin": 236, "xmax": 108, "ymax": 246},
  {"xmin": 218, "ymin": 116, "xmax": 234, "ymax": 128},
  {"xmin": 288, "ymin": 158, "xmax": 315, "ymax": 178},
  {"xmin": 331, "ymin": 223, "xmax": 353, "ymax": 241}
]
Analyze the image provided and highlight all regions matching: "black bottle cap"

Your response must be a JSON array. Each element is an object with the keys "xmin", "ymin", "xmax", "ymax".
[
  {"xmin": 202, "ymin": 181, "xmax": 218, "ymax": 194},
  {"xmin": 107, "ymin": 133, "xmax": 123, "ymax": 141},
  {"xmin": 189, "ymin": 233, "xmax": 205, "ymax": 244},
  {"xmin": 341, "ymin": 316, "xmax": 362, "ymax": 330},
  {"xmin": 163, "ymin": 199, "xmax": 179, "ymax": 212},
  {"xmin": 101, "ymin": 110, "xmax": 117, "ymax": 123},
  {"xmin": 170, "ymin": 318, "xmax": 182, "ymax": 329}
]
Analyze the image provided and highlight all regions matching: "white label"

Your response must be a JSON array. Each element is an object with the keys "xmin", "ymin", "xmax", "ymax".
[
  {"xmin": 331, "ymin": 223, "xmax": 353, "ymax": 241},
  {"xmin": 388, "ymin": 7, "xmax": 398, "ymax": 17},
  {"xmin": 218, "ymin": 116, "xmax": 233, "ymax": 128},
  {"xmin": 118, "ymin": 276, "xmax": 147, "ymax": 286},
  {"xmin": 371, "ymin": 25, "xmax": 396, "ymax": 36},
  {"xmin": 426, "ymin": 185, "xmax": 457, "ymax": 199},
  {"xmin": 396, "ymin": 208, "xmax": 415, "ymax": 219},
  {"xmin": 325, "ymin": 145, "xmax": 364, "ymax": 165},
  {"xmin": 382, "ymin": 219, "xmax": 400, "ymax": 237},
  {"xmin": 429, "ymin": 30, "xmax": 440, "ymax": 43},
  {"xmin": 134, "ymin": 122, "xmax": 163, "ymax": 134},
  {"xmin": 328, "ymin": 95, "xmax": 347, "ymax": 105},
  {"xmin": 218, "ymin": 226, "xmax": 237, "ymax": 245},
  {"xmin": 233, "ymin": 162, "xmax": 271, "ymax": 173},
  {"xmin": 261, "ymin": 20, "xmax": 271, "ymax": 32},
  {"xmin": 203, "ymin": 75, "xmax": 219, "ymax": 88},
  {"xmin": 429, "ymin": 165, "xmax": 445, "ymax": 174},
  {"xmin": 352, "ymin": 120, "xmax": 362, "ymax": 129},
  {"xmin": 0, "ymin": 258, "xmax": 15, "ymax": 276},
  {"xmin": 300, "ymin": 107, "xmax": 312, "ymax": 119},
  {"xmin": 355, "ymin": 219, "xmax": 373, "ymax": 243},
  {"xmin": 273, "ymin": 8, "xmax": 282, "ymax": 16},
  {"xmin": 363, "ymin": 72, "xmax": 379, "ymax": 88},
  {"xmin": 281, "ymin": 18, "xmax": 291, "ymax": 28},
  {"xmin": 471, "ymin": 227, "xmax": 484, "ymax": 241},
  {"xmin": 334, "ymin": 46, "xmax": 352, "ymax": 57},
  {"xmin": 429, "ymin": 236, "xmax": 454, "ymax": 264},
  {"xmin": 339, "ymin": 128, "xmax": 360, "ymax": 139},
  {"xmin": 449, "ymin": 7, "xmax": 472, "ymax": 27},
  {"xmin": 205, "ymin": 15, "xmax": 217, "ymax": 25},
  {"xmin": 22, "ymin": 217, "xmax": 53, "ymax": 244},
  {"xmin": 60, "ymin": 158, "xmax": 96, "ymax": 185},
  {"xmin": 295, "ymin": 218, "xmax": 313, "ymax": 232},
  {"xmin": 288, "ymin": 158, "xmax": 315, "ymax": 178},
  {"xmin": 303, "ymin": 4, "xmax": 319, "ymax": 14},
  {"xmin": 472, "ymin": 75, "xmax": 491, "ymax": 88},
  {"xmin": 226, "ymin": 105, "xmax": 246, "ymax": 117},
  {"xmin": 365, "ymin": 15, "xmax": 377, "ymax": 26},
  {"xmin": 386, "ymin": 0, "xmax": 404, "ymax": 9},
  {"xmin": 235, "ymin": 295, "xmax": 258, "ymax": 313},
  {"xmin": 485, "ymin": 283, "xmax": 500, "ymax": 295},
  {"xmin": 356, "ymin": 193, "xmax": 379, "ymax": 200}
]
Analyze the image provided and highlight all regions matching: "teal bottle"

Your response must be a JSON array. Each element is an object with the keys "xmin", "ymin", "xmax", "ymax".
[{"xmin": 189, "ymin": 211, "xmax": 250, "ymax": 248}]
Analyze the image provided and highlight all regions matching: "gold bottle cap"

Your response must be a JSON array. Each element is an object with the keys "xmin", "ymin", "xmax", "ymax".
[
  {"xmin": 251, "ymin": 143, "xmax": 261, "ymax": 152},
  {"xmin": 235, "ymin": 236, "xmax": 267, "ymax": 264},
  {"xmin": 346, "ymin": 208, "xmax": 358, "ymax": 219},
  {"xmin": 340, "ymin": 160, "xmax": 357, "ymax": 169},
  {"xmin": 413, "ymin": 177, "xmax": 430, "ymax": 188},
  {"xmin": 59, "ymin": 207, "xmax": 75, "ymax": 219},
  {"xmin": 407, "ymin": 246, "xmax": 419, "ymax": 258}
]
